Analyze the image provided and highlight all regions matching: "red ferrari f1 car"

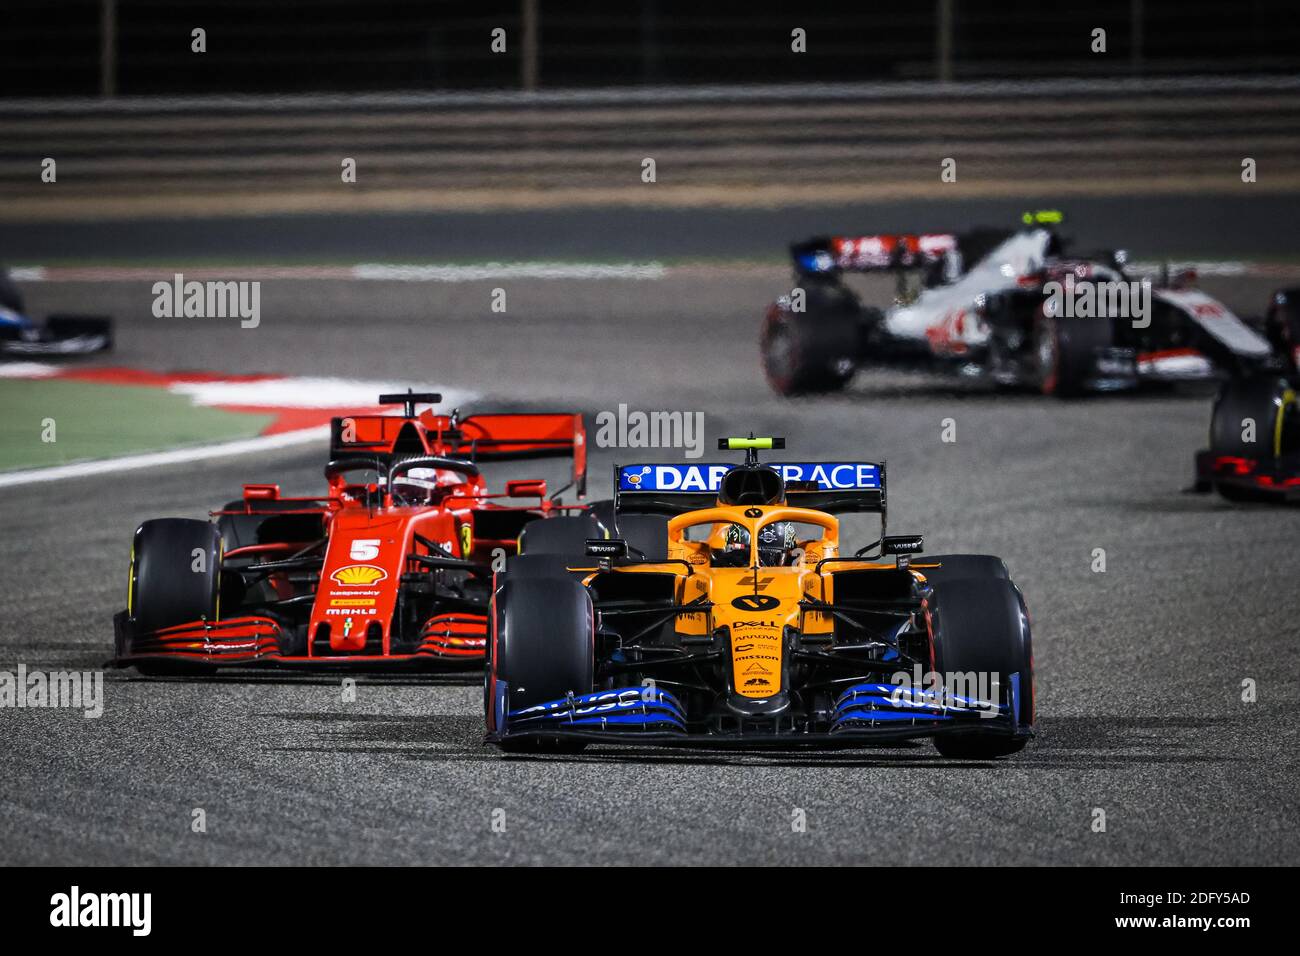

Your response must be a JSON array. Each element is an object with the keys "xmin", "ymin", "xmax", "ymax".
[{"xmin": 113, "ymin": 392, "xmax": 589, "ymax": 671}]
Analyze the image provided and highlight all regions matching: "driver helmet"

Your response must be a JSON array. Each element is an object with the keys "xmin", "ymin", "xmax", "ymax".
[
  {"xmin": 756, "ymin": 521, "xmax": 797, "ymax": 566},
  {"xmin": 724, "ymin": 523, "xmax": 749, "ymax": 554},
  {"xmin": 390, "ymin": 466, "xmax": 441, "ymax": 505}
]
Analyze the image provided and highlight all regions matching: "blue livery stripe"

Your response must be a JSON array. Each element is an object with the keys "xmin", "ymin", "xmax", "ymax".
[{"xmin": 619, "ymin": 462, "xmax": 880, "ymax": 493}]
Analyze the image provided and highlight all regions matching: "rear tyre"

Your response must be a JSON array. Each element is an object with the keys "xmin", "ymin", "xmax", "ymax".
[
  {"xmin": 491, "ymin": 577, "xmax": 594, "ymax": 754},
  {"xmin": 929, "ymin": 577, "xmax": 1034, "ymax": 759},
  {"xmin": 1034, "ymin": 306, "xmax": 1112, "ymax": 397},
  {"xmin": 518, "ymin": 514, "xmax": 603, "ymax": 556},
  {"xmin": 761, "ymin": 297, "xmax": 858, "ymax": 396},
  {"xmin": 129, "ymin": 519, "xmax": 221, "ymax": 676}
]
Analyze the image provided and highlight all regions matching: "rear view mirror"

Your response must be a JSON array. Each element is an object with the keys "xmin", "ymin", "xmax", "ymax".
[
  {"xmin": 505, "ymin": 479, "xmax": 548, "ymax": 498},
  {"xmin": 881, "ymin": 535, "xmax": 924, "ymax": 556},
  {"xmin": 586, "ymin": 539, "xmax": 628, "ymax": 558}
]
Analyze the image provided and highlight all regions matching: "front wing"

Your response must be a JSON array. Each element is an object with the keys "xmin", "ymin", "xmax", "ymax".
[
  {"xmin": 1, "ymin": 315, "xmax": 113, "ymax": 356},
  {"xmin": 1194, "ymin": 449, "xmax": 1300, "ymax": 501},
  {"xmin": 487, "ymin": 676, "xmax": 1030, "ymax": 747},
  {"xmin": 112, "ymin": 611, "xmax": 487, "ymax": 668}
]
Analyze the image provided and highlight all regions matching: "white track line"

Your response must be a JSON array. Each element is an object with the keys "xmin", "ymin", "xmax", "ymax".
[
  {"xmin": 0, "ymin": 362, "xmax": 60, "ymax": 378},
  {"xmin": 166, "ymin": 378, "xmax": 479, "ymax": 409},
  {"xmin": 0, "ymin": 376, "xmax": 482, "ymax": 487},
  {"xmin": 0, "ymin": 426, "xmax": 330, "ymax": 489},
  {"xmin": 13, "ymin": 259, "xmax": 1300, "ymax": 282},
  {"xmin": 351, "ymin": 262, "xmax": 665, "ymax": 281},
  {"xmin": 9, "ymin": 262, "xmax": 666, "ymax": 282}
]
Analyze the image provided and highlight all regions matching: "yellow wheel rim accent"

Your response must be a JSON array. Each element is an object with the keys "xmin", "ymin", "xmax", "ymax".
[
  {"xmin": 127, "ymin": 543, "xmax": 135, "ymax": 617},
  {"xmin": 1275, "ymin": 389, "xmax": 1295, "ymax": 459}
]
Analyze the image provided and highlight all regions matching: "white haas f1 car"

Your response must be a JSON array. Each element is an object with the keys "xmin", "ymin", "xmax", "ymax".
[
  {"xmin": 0, "ymin": 268, "xmax": 112, "ymax": 357},
  {"xmin": 761, "ymin": 213, "xmax": 1272, "ymax": 397}
]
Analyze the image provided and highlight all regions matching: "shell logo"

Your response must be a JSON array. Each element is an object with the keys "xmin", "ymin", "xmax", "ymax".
[{"xmin": 331, "ymin": 564, "xmax": 387, "ymax": 587}]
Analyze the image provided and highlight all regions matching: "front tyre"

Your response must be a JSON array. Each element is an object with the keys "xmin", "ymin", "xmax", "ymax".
[
  {"xmin": 1210, "ymin": 375, "xmax": 1293, "ymax": 459},
  {"xmin": 929, "ymin": 577, "xmax": 1034, "ymax": 759},
  {"xmin": 490, "ymin": 576, "xmax": 594, "ymax": 754},
  {"xmin": 130, "ymin": 519, "xmax": 221, "ymax": 634},
  {"xmin": 1208, "ymin": 374, "xmax": 1298, "ymax": 501},
  {"xmin": 128, "ymin": 519, "xmax": 222, "ymax": 676}
]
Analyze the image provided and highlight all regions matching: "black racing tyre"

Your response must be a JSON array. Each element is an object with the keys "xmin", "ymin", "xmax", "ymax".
[
  {"xmin": 498, "ymin": 553, "xmax": 586, "ymax": 581},
  {"xmin": 1034, "ymin": 304, "xmax": 1113, "ymax": 397},
  {"xmin": 129, "ymin": 520, "xmax": 222, "ymax": 676},
  {"xmin": 1209, "ymin": 375, "xmax": 1298, "ymax": 502},
  {"xmin": 920, "ymin": 554, "xmax": 1010, "ymax": 586},
  {"xmin": 492, "ymin": 577, "xmax": 594, "ymax": 754},
  {"xmin": 1209, "ymin": 375, "xmax": 1292, "ymax": 459},
  {"xmin": 761, "ymin": 297, "xmax": 858, "ymax": 396},
  {"xmin": 518, "ymin": 514, "xmax": 603, "ymax": 556},
  {"xmin": 0, "ymin": 268, "xmax": 24, "ymax": 313},
  {"xmin": 929, "ymin": 577, "xmax": 1034, "ymax": 759}
]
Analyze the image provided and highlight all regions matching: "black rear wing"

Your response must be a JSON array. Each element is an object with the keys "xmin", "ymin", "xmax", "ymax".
[
  {"xmin": 792, "ymin": 234, "xmax": 957, "ymax": 276},
  {"xmin": 613, "ymin": 460, "xmax": 887, "ymax": 522}
]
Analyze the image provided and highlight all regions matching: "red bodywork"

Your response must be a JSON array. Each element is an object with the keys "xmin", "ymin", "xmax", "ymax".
[
  {"xmin": 1194, "ymin": 450, "xmax": 1300, "ymax": 501},
  {"xmin": 114, "ymin": 407, "xmax": 587, "ymax": 668}
]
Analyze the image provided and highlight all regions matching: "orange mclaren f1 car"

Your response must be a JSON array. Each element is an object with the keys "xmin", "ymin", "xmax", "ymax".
[
  {"xmin": 112, "ymin": 391, "xmax": 589, "ymax": 672},
  {"xmin": 486, "ymin": 437, "xmax": 1035, "ymax": 758}
]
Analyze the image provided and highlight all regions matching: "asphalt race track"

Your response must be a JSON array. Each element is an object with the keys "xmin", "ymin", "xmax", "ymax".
[
  {"xmin": 6, "ymin": 193, "xmax": 1300, "ymax": 264},
  {"xmin": 3, "ymin": 226, "xmax": 1299, "ymax": 864}
]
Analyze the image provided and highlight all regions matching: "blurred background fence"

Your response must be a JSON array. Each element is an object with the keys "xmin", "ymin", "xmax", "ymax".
[
  {"xmin": 3, "ymin": 2, "xmax": 1300, "ymax": 219},
  {"xmin": 4, "ymin": 0, "xmax": 1300, "ymax": 97},
  {"xmin": 4, "ymin": 76, "xmax": 1299, "ymax": 219}
]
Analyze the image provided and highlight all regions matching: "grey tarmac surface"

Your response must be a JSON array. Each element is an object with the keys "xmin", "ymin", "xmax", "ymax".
[
  {"xmin": 5, "ymin": 193, "xmax": 1300, "ymax": 264},
  {"xmin": 2, "ymin": 268, "xmax": 1299, "ymax": 865}
]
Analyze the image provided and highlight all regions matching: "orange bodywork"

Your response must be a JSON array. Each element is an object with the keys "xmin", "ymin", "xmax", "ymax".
[{"xmin": 601, "ymin": 504, "xmax": 908, "ymax": 700}]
